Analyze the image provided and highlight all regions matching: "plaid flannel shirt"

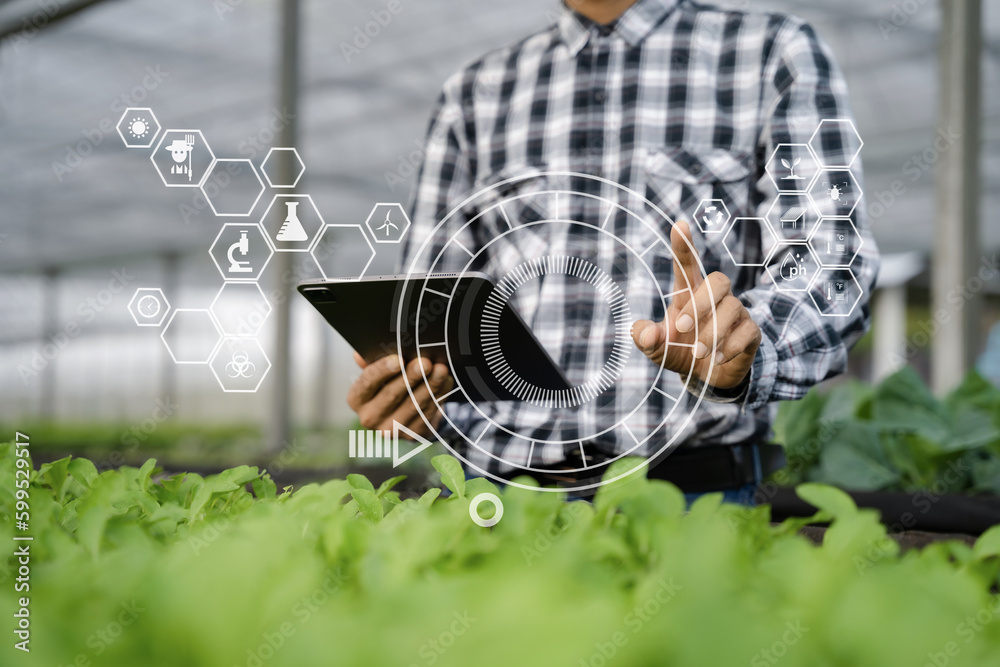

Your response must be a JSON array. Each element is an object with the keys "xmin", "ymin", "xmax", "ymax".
[{"xmin": 401, "ymin": 0, "xmax": 879, "ymax": 477}]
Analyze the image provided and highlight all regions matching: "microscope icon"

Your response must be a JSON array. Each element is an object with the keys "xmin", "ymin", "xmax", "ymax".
[{"xmin": 228, "ymin": 230, "xmax": 252, "ymax": 274}]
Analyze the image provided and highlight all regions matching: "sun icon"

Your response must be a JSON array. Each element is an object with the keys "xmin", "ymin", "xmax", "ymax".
[{"xmin": 129, "ymin": 117, "xmax": 149, "ymax": 139}]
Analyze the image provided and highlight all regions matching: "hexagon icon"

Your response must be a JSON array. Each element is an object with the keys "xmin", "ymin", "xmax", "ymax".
[
  {"xmin": 116, "ymin": 107, "xmax": 161, "ymax": 149},
  {"xmin": 765, "ymin": 242, "xmax": 821, "ymax": 293},
  {"xmin": 210, "ymin": 337, "xmax": 271, "ymax": 393},
  {"xmin": 722, "ymin": 217, "xmax": 777, "ymax": 267},
  {"xmin": 810, "ymin": 168, "xmax": 863, "ymax": 218},
  {"xmin": 160, "ymin": 309, "xmax": 222, "ymax": 364},
  {"xmin": 764, "ymin": 143, "xmax": 820, "ymax": 193},
  {"xmin": 260, "ymin": 194, "xmax": 324, "ymax": 252},
  {"xmin": 201, "ymin": 159, "xmax": 265, "ymax": 217},
  {"xmin": 766, "ymin": 193, "xmax": 818, "ymax": 242},
  {"xmin": 128, "ymin": 288, "xmax": 170, "ymax": 327},
  {"xmin": 364, "ymin": 203, "xmax": 411, "ymax": 244},
  {"xmin": 692, "ymin": 199, "xmax": 730, "ymax": 234},
  {"xmin": 260, "ymin": 147, "xmax": 305, "ymax": 188},
  {"xmin": 809, "ymin": 217, "xmax": 864, "ymax": 267},
  {"xmin": 810, "ymin": 268, "xmax": 864, "ymax": 318},
  {"xmin": 311, "ymin": 224, "xmax": 375, "ymax": 280},
  {"xmin": 151, "ymin": 130, "xmax": 215, "ymax": 188},
  {"xmin": 210, "ymin": 223, "xmax": 274, "ymax": 282},
  {"xmin": 808, "ymin": 119, "xmax": 863, "ymax": 168},
  {"xmin": 210, "ymin": 282, "xmax": 272, "ymax": 336}
]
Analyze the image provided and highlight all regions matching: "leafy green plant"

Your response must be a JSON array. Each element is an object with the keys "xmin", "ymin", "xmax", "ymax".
[
  {"xmin": 3, "ymin": 444, "xmax": 1000, "ymax": 666},
  {"xmin": 773, "ymin": 367, "xmax": 1000, "ymax": 494}
]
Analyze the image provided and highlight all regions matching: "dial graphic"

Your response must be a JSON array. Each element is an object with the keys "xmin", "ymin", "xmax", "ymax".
[
  {"xmin": 399, "ymin": 171, "xmax": 714, "ymax": 492},
  {"xmin": 137, "ymin": 294, "xmax": 161, "ymax": 319}
]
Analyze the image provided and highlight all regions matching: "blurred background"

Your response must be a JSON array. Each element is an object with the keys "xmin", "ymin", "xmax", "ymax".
[{"xmin": 0, "ymin": 0, "xmax": 997, "ymax": 481}]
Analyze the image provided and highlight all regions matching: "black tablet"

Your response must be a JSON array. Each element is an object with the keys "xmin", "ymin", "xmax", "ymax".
[{"xmin": 297, "ymin": 273, "xmax": 571, "ymax": 403}]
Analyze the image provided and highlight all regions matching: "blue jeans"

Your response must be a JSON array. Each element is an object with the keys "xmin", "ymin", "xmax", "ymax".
[{"xmin": 684, "ymin": 482, "xmax": 758, "ymax": 508}]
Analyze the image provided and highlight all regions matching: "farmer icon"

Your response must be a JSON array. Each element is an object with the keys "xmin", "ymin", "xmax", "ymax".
[
  {"xmin": 151, "ymin": 130, "xmax": 215, "ymax": 188},
  {"xmin": 166, "ymin": 135, "xmax": 197, "ymax": 181}
]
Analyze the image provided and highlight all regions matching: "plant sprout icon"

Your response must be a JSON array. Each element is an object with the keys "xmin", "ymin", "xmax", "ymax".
[
  {"xmin": 781, "ymin": 156, "xmax": 803, "ymax": 180},
  {"xmin": 376, "ymin": 210, "xmax": 398, "ymax": 237}
]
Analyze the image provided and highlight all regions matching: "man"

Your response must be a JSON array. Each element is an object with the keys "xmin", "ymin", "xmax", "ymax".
[{"xmin": 348, "ymin": 0, "xmax": 879, "ymax": 501}]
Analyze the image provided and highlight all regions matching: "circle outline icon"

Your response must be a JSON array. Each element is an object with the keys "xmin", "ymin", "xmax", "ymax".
[{"xmin": 469, "ymin": 493, "xmax": 504, "ymax": 527}]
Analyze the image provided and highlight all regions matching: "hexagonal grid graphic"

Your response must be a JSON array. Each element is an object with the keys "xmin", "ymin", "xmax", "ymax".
[
  {"xmin": 210, "ymin": 282, "xmax": 272, "ymax": 336},
  {"xmin": 809, "ymin": 217, "xmax": 864, "ymax": 267},
  {"xmin": 209, "ymin": 337, "xmax": 271, "ymax": 393},
  {"xmin": 810, "ymin": 168, "xmax": 863, "ymax": 218},
  {"xmin": 160, "ymin": 309, "xmax": 222, "ymax": 365},
  {"xmin": 151, "ymin": 130, "xmax": 215, "ymax": 188},
  {"xmin": 765, "ymin": 242, "xmax": 821, "ymax": 293},
  {"xmin": 311, "ymin": 224, "xmax": 375, "ymax": 280},
  {"xmin": 722, "ymin": 217, "xmax": 777, "ymax": 267},
  {"xmin": 260, "ymin": 194, "xmax": 325, "ymax": 252},
  {"xmin": 766, "ymin": 193, "xmax": 818, "ymax": 242},
  {"xmin": 808, "ymin": 119, "xmax": 864, "ymax": 168},
  {"xmin": 364, "ymin": 203, "xmax": 411, "ymax": 244},
  {"xmin": 261, "ymin": 147, "xmax": 305, "ymax": 188},
  {"xmin": 764, "ymin": 143, "xmax": 820, "ymax": 193},
  {"xmin": 810, "ymin": 268, "xmax": 864, "ymax": 318},
  {"xmin": 692, "ymin": 199, "xmax": 730, "ymax": 234},
  {"xmin": 209, "ymin": 223, "xmax": 274, "ymax": 282},
  {"xmin": 116, "ymin": 107, "xmax": 161, "ymax": 149},
  {"xmin": 201, "ymin": 159, "xmax": 265, "ymax": 217},
  {"xmin": 128, "ymin": 288, "xmax": 170, "ymax": 327}
]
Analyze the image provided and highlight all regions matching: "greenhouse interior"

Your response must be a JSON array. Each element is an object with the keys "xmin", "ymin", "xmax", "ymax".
[{"xmin": 1, "ymin": 0, "xmax": 1000, "ymax": 665}]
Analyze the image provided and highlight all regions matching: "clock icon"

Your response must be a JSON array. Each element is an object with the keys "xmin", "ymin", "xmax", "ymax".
[
  {"xmin": 137, "ymin": 295, "xmax": 161, "ymax": 319},
  {"xmin": 129, "ymin": 288, "xmax": 170, "ymax": 327}
]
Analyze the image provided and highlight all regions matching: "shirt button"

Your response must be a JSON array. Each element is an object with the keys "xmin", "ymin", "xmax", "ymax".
[
  {"xmin": 580, "ymin": 326, "xmax": 591, "ymax": 338},
  {"xmin": 593, "ymin": 90, "xmax": 607, "ymax": 103}
]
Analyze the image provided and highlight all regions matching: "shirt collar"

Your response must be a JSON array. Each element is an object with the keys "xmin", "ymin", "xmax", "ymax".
[{"xmin": 557, "ymin": 0, "xmax": 681, "ymax": 55}]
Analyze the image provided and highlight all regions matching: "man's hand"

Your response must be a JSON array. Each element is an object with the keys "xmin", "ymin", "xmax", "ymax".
[
  {"xmin": 631, "ymin": 221, "xmax": 761, "ymax": 390},
  {"xmin": 346, "ymin": 353, "xmax": 453, "ymax": 437}
]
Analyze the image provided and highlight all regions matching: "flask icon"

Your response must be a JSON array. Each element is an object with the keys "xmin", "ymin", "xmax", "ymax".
[{"xmin": 276, "ymin": 201, "xmax": 307, "ymax": 242}]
